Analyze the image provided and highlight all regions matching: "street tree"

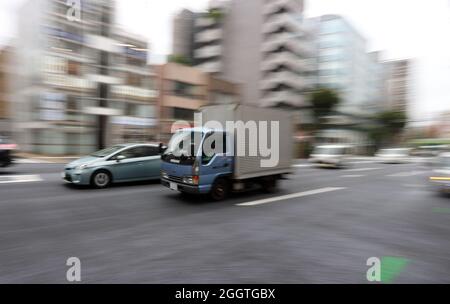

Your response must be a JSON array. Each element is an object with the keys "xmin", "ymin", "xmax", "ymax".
[{"xmin": 309, "ymin": 88, "xmax": 341, "ymax": 129}]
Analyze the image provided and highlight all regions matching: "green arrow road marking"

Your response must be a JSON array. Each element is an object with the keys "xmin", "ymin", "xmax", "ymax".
[
  {"xmin": 432, "ymin": 207, "xmax": 450, "ymax": 214},
  {"xmin": 381, "ymin": 256, "xmax": 409, "ymax": 283}
]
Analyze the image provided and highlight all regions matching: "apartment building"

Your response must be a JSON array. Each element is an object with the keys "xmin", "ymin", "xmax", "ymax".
[
  {"xmin": 312, "ymin": 14, "xmax": 383, "ymax": 115},
  {"xmin": 156, "ymin": 62, "xmax": 240, "ymax": 142},
  {"xmin": 172, "ymin": 9, "xmax": 197, "ymax": 64},
  {"xmin": 384, "ymin": 59, "xmax": 410, "ymax": 113},
  {"xmin": 12, "ymin": 0, "xmax": 157, "ymax": 155},
  {"xmin": 172, "ymin": 0, "xmax": 315, "ymax": 110},
  {"xmin": 0, "ymin": 47, "xmax": 12, "ymax": 135},
  {"xmin": 109, "ymin": 29, "xmax": 158, "ymax": 145}
]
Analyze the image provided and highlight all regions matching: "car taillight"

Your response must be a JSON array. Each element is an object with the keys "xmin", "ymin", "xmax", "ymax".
[{"xmin": 193, "ymin": 176, "xmax": 199, "ymax": 185}]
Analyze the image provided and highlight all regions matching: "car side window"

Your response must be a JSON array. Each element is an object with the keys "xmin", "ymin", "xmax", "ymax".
[
  {"xmin": 119, "ymin": 147, "xmax": 146, "ymax": 159},
  {"xmin": 141, "ymin": 146, "xmax": 160, "ymax": 157}
]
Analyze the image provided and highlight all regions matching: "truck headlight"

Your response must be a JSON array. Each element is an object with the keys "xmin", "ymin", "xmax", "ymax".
[
  {"xmin": 183, "ymin": 176, "xmax": 199, "ymax": 185},
  {"xmin": 161, "ymin": 171, "xmax": 169, "ymax": 179}
]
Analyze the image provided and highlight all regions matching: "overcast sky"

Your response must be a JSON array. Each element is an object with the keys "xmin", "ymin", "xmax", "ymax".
[{"xmin": 0, "ymin": 0, "xmax": 449, "ymax": 122}]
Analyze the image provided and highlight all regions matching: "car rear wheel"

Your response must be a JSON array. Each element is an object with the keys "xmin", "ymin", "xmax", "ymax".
[
  {"xmin": 91, "ymin": 170, "xmax": 111, "ymax": 189},
  {"xmin": 210, "ymin": 178, "xmax": 229, "ymax": 201}
]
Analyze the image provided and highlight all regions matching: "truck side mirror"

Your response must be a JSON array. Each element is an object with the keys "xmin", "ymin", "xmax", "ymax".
[{"xmin": 159, "ymin": 143, "xmax": 167, "ymax": 154}]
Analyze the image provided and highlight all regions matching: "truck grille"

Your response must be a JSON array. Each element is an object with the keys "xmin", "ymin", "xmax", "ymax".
[{"xmin": 168, "ymin": 175, "xmax": 183, "ymax": 183}]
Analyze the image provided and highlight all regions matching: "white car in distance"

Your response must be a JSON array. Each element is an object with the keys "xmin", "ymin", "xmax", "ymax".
[
  {"xmin": 309, "ymin": 145, "xmax": 353, "ymax": 168},
  {"xmin": 376, "ymin": 148, "xmax": 411, "ymax": 164}
]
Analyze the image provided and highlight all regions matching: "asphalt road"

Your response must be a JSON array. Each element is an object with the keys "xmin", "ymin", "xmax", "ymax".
[{"xmin": 0, "ymin": 159, "xmax": 449, "ymax": 283}]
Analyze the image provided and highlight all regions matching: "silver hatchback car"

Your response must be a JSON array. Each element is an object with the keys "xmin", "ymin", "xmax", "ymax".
[{"xmin": 63, "ymin": 143, "xmax": 162, "ymax": 188}]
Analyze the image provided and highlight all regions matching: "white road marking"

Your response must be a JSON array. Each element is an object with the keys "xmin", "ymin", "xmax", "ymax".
[
  {"xmin": 403, "ymin": 184, "xmax": 427, "ymax": 188},
  {"xmin": 0, "ymin": 175, "xmax": 43, "ymax": 184},
  {"xmin": 348, "ymin": 161, "xmax": 376, "ymax": 164},
  {"xmin": 15, "ymin": 159, "xmax": 52, "ymax": 164},
  {"xmin": 293, "ymin": 164, "xmax": 313, "ymax": 168},
  {"xmin": 236, "ymin": 187, "xmax": 346, "ymax": 207},
  {"xmin": 387, "ymin": 171, "xmax": 426, "ymax": 177},
  {"xmin": 345, "ymin": 167, "xmax": 381, "ymax": 172},
  {"xmin": 341, "ymin": 175, "xmax": 365, "ymax": 178}
]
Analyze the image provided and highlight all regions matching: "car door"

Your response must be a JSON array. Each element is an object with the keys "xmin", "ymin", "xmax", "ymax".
[
  {"xmin": 138, "ymin": 146, "xmax": 162, "ymax": 179},
  {"xmin": 108, "ymin": 146, "xmax": 146, "ymax": 181}
]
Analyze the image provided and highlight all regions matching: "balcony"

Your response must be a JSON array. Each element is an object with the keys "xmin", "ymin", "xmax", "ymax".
[
  {"xmin": 195, "ymin": 28, "xmax": 223, "ymax": 43},
  {"xmin": 260, "ymin": 71, "xmax": 306, "ymax": 91},
  {"xmin": 261, "ymin": 91, "xmax": 306, "ymax": 107},
  {"xmin": 195, "ymin": 61, "xmax": 222, "ymax": 74},
  {"xmin": 262, "ymin": 14, "xmax": 303, "ymax": 35},
  {"xmin": 163, "ymin": 95, "xmax": 208, "ymax": 111},
  {"xmin": 195, "ymin": 17, "xmax": 216, "ymax": 28},
  {"xmin": 263, "ymin": 0, "xmax": 300, "ymax": 16},
  {"xmin": 111, "ymin": 85, "xmax": 158, "ymax": 100},
  {"xmin": 261, "ymin": 52, "xmax": 308, "ymax": 72},
  {"xmin": 43, "ymin": 74, "xmax": 96, "ymax": 91},
  {"xmin": 194, "ymin": 45, "xmax": 222, "ymax": 59},
  {"xmin": 262, "ymin": 34, "xmax": 315, "ymax": 57}
]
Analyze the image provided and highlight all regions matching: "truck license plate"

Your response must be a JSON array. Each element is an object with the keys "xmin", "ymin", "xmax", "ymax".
[{"xmin": 170, "ymin": 182, "xmax": 178, "ymax": 191}]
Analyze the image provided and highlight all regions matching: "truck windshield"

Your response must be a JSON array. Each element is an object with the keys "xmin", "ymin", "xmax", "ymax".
[{"xmin": 162, "ymin": 131, "xmax": 203, "ymax": 165}]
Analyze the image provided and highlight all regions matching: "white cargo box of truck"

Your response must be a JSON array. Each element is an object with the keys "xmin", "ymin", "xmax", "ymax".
[{"xmin": 200, "ymin": 104, "xmax": 293, "ymax": 180}]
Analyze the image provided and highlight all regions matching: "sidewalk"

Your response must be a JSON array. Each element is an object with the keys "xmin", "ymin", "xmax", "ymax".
[{"xmin": 15, "ymin": 152, "xmax": 80, "ymax": 164}]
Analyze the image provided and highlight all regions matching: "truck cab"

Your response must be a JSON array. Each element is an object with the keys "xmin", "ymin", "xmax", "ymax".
[{"xmin": 161, "ymin": 128, "xmax": 233, "ymax": 200}]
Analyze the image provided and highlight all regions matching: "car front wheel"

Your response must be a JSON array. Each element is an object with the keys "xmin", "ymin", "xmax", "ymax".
[{"xmin": 91, "ymin": 170, "xmax": 112, "ymax": 189}]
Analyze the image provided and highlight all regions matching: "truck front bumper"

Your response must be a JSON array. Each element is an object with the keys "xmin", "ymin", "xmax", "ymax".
[{"xmin": 161, "ymin": 178, "xmax": 213, "ymax": 194}]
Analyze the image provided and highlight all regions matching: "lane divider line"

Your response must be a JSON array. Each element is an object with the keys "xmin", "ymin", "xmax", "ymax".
[
  {"xmin": 387, "ymin": 171, "xmax": 426, "ymax": 177},
  {"xmin": 0, "ymin": 175, "xmax": 43, "ymax": 184},
  {"xmin": 236, "ymin": 187, "xmax": 347, "ymax": 207},
  {"xmin": 345, "ymin": 167, "xmax": 381, "ymax": 172}
]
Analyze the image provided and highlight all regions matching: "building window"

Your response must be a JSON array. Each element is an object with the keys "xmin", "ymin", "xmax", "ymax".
[
  {"xmin": 173, "ymin": 108, "xmax": 195, "ymax": 121},
  {"xmin": 127, "ymin": 73, "xmax": 141, "ymax": 86},
  {"xmin": 67, "ymin": 61, "xmax": 81, "ymax": 76},
  {"xmin": 172, "ymin": 81, "xmax": 200, "ymax": 99},
  {"xmin": 66, "ymin": 96, "xmax": 78, "ymax": 111}
]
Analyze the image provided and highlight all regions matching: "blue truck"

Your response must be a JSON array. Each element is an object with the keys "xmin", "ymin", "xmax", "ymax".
[{"xmin": 161, "ymin": 105, "xmax": 293, "ymax": 200}]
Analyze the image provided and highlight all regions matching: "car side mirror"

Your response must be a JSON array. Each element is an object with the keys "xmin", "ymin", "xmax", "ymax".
[{"xmin": 116, "ymin": 155, "xmax": 126, "ymax": 162}]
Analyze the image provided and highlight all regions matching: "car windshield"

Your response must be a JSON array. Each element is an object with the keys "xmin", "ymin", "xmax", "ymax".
[
  {"xmin": 90, "ymin": 145, "xmax": 125, "ymax": 158},
  {"xmin": 314, "ymin": 147, "xmax": 344, "ymax": 155}
]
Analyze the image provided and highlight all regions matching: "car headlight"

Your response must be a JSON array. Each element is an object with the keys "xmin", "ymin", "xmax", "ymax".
[
  {"xmin": 75, "ymin": 164, "xmax": 89, "ymax": 171},
  {"xmin": 161, "ymin": 171, "xmax": 169, "ymax": 179}
]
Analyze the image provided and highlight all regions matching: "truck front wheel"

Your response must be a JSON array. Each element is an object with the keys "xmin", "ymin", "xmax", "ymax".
[{"xmin": 210, "ymin": 178, "xmax": 229, "ymax": 201}]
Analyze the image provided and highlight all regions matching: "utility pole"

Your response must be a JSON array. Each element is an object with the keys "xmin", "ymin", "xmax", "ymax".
[{"xmin": 97, "ymin": 3, "xmax": 111, "ymax": 150}]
